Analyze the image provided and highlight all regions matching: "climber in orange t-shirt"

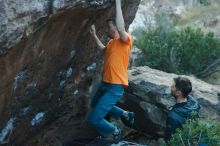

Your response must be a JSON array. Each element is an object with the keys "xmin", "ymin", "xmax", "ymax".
[{"xmin": 87, "ymin": 0, "xmax": 135, "ymax": 144}]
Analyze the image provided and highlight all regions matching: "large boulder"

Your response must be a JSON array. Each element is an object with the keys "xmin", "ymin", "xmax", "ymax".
[
  {"xmin": 0, "ymin": 0, "xmax": 136, "ymax": 54},
  {"xmin": 0, "ymin": 0, "xmax": 140, "ymax": 145},
  {"xmin": 119, "ymin": 66, "xmax": 220, "ymax": 137}
]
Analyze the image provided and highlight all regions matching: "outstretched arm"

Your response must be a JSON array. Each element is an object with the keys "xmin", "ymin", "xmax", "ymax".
[
  {"xmin": 90, "ymin": 24, "xmax": 105, "ymax": 50},
  {"xmin": 115, "ymin": 0, "xmax": 128, "ymax": 42}
]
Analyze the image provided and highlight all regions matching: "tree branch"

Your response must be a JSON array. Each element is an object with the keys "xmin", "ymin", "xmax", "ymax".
[{"xmin": 196, "ymin": 58, "xmax": 220, "ymax": 77}]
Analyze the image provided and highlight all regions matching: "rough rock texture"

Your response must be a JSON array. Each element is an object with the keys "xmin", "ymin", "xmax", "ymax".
[
  {"xmin": 0, "ymin": 0, "xmax": 114, "ymax": 54},
  {"xmin": 0, "ymin": 0, "xmax": 140, "ymax": 145},
  {"xmin": 119, "ymin": 66, "xmax": 220, "ymax": 137},
  {"xmin": 87, "ymin": 139, "xmax": 145, "ymax": 146}
]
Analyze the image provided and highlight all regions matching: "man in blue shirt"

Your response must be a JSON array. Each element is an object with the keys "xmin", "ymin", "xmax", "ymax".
[{"xmin": 165, "ymin": 77, "xmax": 200, "ymax": 140}]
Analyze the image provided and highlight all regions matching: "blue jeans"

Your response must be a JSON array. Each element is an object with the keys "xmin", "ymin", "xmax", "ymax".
[{"xmin": 88, "ymin": 82, "xmax": 125, "ymax": 138}]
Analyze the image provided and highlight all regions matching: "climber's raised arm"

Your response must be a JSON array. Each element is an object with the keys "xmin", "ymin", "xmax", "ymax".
[{"xmin": 115, "ymin": 0, "xmax": 128, "ymax": 42}]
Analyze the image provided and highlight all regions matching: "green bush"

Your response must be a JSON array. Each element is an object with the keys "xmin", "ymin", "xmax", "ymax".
[
  {"xmin": 133, "ymin": 26, "xmax": 220, "ymax": 75},
  {"xmin": 167, "ymin": 119, "xmax": 220, "ymax": 146},
  {"xmin": 199, "ymin": 0, "xmax": 211, "ymax": 6}
]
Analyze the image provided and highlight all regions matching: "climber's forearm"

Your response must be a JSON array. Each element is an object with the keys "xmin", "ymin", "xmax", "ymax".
[
  {"xmin": 115, "ymin": 0, "xmax": 128, "ymax": 42},
  {"xmin": 115, "ymin": 0, "xmax": 125, "ymax": 31},
  {"xmin": 93, "ymin": 34, "xmax": 105, "ymax": 50}
]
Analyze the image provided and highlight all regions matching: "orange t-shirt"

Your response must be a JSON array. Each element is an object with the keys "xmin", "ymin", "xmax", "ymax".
[{"xmin": 103, "ymin": 33, "xmax": 133, "ymax": 86}]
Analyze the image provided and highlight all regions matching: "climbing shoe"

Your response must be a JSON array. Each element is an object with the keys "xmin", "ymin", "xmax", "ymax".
[
  {"xmin": 121, "ymin": 112, "xmax": 135, "ymax": 128},
  {"xmin": 113, "ymin": 127, "xmax": 121, "ymax": 144}
]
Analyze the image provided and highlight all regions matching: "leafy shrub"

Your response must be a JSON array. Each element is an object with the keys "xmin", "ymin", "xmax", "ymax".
[
  {"xmin": 199, "ymin": 0, "xmax": 211, "ymax": 6},
  {"xmin": 167, "ymin": 119, "xmax": 220, "ymax": 146},
  {"xmin": 133, "ymin": 26, "xmax": 220, "ymax": 75}
]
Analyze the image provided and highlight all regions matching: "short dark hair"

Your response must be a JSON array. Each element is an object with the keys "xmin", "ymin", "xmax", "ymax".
[
  {"xmin": 106, "ymin": 18, "xmax": 116, "ymax": 25},
  {"xmin": 174, "ymin": 77, "xmax": 192, "ymax": 97}
]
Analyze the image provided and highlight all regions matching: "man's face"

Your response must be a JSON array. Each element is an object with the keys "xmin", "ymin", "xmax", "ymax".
[
  {"xmin": 171, "ymin": 83, "xmax": 178, "ymax": 99},
  {"xmin": 106, "ymin": 21, "xmax": 117, "ymax": 39}
]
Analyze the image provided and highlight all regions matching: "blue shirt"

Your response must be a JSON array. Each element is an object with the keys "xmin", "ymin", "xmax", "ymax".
[{"xmin": 165, "ymin": 95, "xmax": 200, "ymax": 140}]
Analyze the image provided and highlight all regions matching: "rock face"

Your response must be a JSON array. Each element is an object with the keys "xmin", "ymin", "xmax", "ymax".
[
  {"xmin": 0, "ymin": 0, "xmax": 140, "ymax": 145},
  {"xmin": 119, "ymin": 66, "xmax": 220, "ymax": 137},
  {"xmin": 0, "ymin": 0, "xmax": 118, "ymax": 54}
]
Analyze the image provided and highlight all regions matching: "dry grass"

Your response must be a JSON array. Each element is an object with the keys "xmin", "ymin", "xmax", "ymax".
[
  {"xmin": 175, "ymin": 2, "xmax": 220, "ymax": 36},
  {"xmin": 178, "ymin": 2, "xmax": 220, "ymax": 26}
]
